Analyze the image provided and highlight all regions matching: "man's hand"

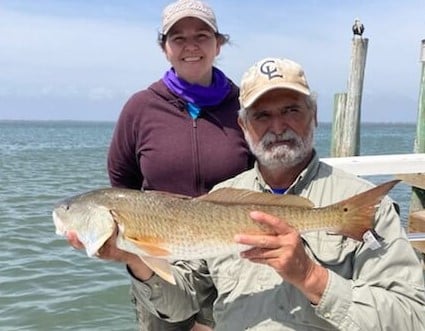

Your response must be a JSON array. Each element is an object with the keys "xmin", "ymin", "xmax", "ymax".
[{"xmin": 234, "ymin": 211, "xmax": 328, "ymax": 304}]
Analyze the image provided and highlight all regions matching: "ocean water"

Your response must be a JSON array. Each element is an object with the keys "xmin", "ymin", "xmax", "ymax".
[{"xmin": 0, "ymin": 120, "xmax": 418, "ymax": 330}]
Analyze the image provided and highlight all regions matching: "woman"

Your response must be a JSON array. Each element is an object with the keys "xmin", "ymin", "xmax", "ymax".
[
  {"xmin": 107, "ymin": 0, "xmax": 252, "ymax": 197},
  {"xmin": 103, "ymin": 0, "xmax": 252, "ymax": 330}
]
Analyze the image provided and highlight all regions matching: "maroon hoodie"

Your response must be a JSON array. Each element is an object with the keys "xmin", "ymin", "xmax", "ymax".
[{"xmin": 107, "ymin": 79, "xmax": 253, "ymax": 197}]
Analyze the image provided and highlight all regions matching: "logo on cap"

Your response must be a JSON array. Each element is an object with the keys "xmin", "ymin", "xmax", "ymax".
[{"xmin": 260, "ymin": 60, "xmax": 283, "ymax": 80}]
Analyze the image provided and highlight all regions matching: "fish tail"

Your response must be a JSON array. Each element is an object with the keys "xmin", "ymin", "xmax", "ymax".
[{"xmin": 334, "ymin": 180, "xmax": 400, "ymax": 241}]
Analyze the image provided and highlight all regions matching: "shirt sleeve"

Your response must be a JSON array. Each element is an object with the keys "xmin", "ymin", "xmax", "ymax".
[
  {"xmin": 315, "ymin": 198, "xmax": 425, "ymax": 330},
  {"xmin": 107, "ymin": 96, "xmax": 143, "ymax": 189},
  {"xmin": 128, "ymin": 259, "xmax": 216, "ymax": 327}
]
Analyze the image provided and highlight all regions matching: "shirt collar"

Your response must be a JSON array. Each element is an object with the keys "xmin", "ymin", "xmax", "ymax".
[{"xmin": 253, "ymin": 150, "xmax": 320, "ymax": 194}]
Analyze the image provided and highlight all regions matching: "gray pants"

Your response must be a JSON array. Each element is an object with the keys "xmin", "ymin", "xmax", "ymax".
[{"xmin": 132, "ymin": 293, "xmax": 213, "ymax": 331}]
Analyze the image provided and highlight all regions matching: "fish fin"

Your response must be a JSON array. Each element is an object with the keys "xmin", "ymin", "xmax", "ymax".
[
  {"xmin": 333, "ymin": 180, "xmax": 400, "ymax": 241},
  {"xmin": 111, "ymin": 209, "xmax": 170, "ymax": 257},
  {"xmin": 126, "ymin": 236, "xmax": 171, "ymax": 257},
  {"xmin": 198, "ymin": 188, "xmax": 314, "ymax": 208},
  {"xmin": 146, "ymin": 190, "xmax": 193, "ymax": 199},
  {"xmin": 408, "ymin": 210, "xmax": 425, "ymax": 253},
  {"xmin": 139, "ymin": 256, "xmax": 176, "ymax": 285},
  {"xmin": 394, "ymin": 173, "xmax": 425, "ymax": 190},
  {"xmin": 111, "ymin": 209, "xmax": 171, "ymax": 257}
]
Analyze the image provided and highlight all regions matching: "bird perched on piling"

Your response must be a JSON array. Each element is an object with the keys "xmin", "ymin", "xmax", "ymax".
[{"xmin": 352, "ymin": 18, "xmax": 365, "ymax": 38}]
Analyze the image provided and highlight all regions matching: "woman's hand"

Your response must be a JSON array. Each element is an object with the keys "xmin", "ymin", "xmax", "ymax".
[{"xmin": 65, "ymin": 228, "xmax": 154, "ymax": 281}]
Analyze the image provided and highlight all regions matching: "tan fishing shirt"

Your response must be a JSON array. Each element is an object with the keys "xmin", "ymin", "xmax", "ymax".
[{"xmin": 129, "ymin": 153, "xmax": 425, "ymax": 330}]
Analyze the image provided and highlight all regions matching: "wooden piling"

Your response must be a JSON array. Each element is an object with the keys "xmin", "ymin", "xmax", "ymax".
[
  {"xmin": 414, "ymin": 39, "xmax": 425, "ymax": 153},
  {"xmin": 331, "ymin": 36, "xmax": 368, "ymax": 157},
  {"xmin": 331, "ymin": 93, "xmax": 347, "ymax": 156},
  {"xmin": 410, "ymin": 39, "xmax": 425, "ymax": 212}
]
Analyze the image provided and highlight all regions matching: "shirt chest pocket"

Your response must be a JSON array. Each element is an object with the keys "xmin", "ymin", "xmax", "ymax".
[{"xmin": 302, "ymin": 232, "xmax": 359, "ymax": 277}]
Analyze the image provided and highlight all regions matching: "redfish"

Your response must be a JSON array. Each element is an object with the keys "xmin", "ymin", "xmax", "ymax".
[{"xmin": 53, "ymin": 180, "xmax": 399, "ymax": 284}]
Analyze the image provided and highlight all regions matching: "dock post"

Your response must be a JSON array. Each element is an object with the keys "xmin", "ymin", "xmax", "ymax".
[
  {"xmin": 331, "ymin": 33, "xmax": 368, "ymax": 157},
  {"xmin": 331, "ymin": 93, "xmax": 347, "ymax": 156},
  {"xmin": 411, "ymin": 39, "xmax": 425, "ymax": 212}
]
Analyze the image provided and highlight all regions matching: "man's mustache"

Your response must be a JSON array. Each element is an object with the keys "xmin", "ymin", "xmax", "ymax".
[{"xmin": 261, "ymin": 131, "xmax": 301, "ymax": 147}]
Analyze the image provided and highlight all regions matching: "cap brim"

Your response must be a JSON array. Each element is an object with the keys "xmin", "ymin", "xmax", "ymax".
[{"xmin": 242, "ymin": 83, "xmax": 310, "ymax": 108}]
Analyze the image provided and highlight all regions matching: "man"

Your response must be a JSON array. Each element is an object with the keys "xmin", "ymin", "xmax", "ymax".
[{"xmin": 70, "ymin": 57, "xmax": 425, "ymax": 330}]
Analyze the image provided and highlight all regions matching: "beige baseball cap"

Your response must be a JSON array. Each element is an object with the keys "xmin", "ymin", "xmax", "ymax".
[
  {"xmin": 161, "ymin": 0, "xmax": 218, "ymax": 35},
  {"xmin": 239, "ymin": 57, "xmax": 311, "ymax": 108}
]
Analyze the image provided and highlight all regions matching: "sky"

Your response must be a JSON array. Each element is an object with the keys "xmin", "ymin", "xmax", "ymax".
[{"xmin": 0, "ymin": 0, "xmax": 424, "ymax": 123}]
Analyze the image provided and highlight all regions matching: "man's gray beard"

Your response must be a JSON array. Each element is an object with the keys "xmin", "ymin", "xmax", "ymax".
[{"xmin": 245, "ymin": 125, "xmax": 314, "ymax": 169}]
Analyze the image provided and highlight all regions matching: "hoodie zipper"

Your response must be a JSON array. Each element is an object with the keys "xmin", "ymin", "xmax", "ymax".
[{"xmin": 191, "ymin": 117, "xmax": 202, "ymax": 195}]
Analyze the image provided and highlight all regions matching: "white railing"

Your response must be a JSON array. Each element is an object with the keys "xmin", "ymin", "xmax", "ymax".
[{"xmin": 321, "ymin": 153, "xmax": 425, "ymax": 176}]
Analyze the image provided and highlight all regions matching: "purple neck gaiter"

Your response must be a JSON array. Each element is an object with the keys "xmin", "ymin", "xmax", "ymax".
[{"xmin": 162, "ymin": 67, "xmax": 231, "ymax": 107}]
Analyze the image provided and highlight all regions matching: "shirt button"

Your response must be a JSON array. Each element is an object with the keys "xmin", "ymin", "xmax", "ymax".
[{"xmin": 324, "ymin": 312, "xmax": 331, "ymax": 319}]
